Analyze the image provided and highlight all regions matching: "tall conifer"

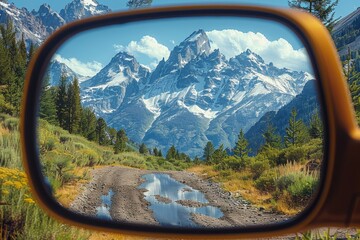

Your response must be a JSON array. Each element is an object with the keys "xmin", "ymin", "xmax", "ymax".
[
  {"xmin": 285, "ymin": 108, "xmax": 310, "ymax": 146},
  {"xmin": 114, "ymin": 129, "xmax": 128, "ymax": 153},
  {"xmin": 233, "ymin": 129, "xmax": 250, "ymax": 159},
  {"xmin": 56, "ymin": 73, "xmax": 68, "ymax": 129},
  {"xmin": 288, "ymin": 0, "xmax": 339, "ymax": 31}
]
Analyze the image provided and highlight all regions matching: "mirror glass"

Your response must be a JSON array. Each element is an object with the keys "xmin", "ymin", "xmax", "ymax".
[{"xmin": 38, "ymin": 16, "xmax": 324, "ymax": 228}]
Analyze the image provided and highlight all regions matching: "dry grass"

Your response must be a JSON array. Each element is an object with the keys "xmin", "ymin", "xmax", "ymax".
[
  {"xmin": 188, "ymin": 165, "xmax": 273, "ymax": 210},
  {"xmin": 55, "ymin": 167, "xmax": 91, "ymax": 207},
  {"xmin": 0, "ymin": 125, "xmax": 9, "ymax": 135}
]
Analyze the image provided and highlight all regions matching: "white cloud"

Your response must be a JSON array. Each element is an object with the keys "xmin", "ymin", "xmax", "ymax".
[
  {"xmin": 206, "ymin": 30, "xmax": 311, "ymax": 72},
  {"xmin": 114, "ymin": 35, "xmax": 170, "ymax": 64},
  {"xmin": 54, "ymin": 54, "xmax": 103, "ymax": 77}
]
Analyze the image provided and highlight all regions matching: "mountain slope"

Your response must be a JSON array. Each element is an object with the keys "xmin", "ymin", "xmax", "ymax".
[
  {"xmin": 245, "ymin": 80, "xmax": 320, "ymax": 154},
  {"xmin": 0, "ymin": 0, "xmax": 112, "ymax": 46},
  {"xmin": 332, "ymin": 7, "xmax": 360, "ymax": 58},
  {"xmin": 80, "ymin": 30, "xmax": 313, "ymax": 157},
  {"xmin": 0, "ymin": 2, "xmax": 48, "ymax": 45},
  {"xmin": 59, "ymin": 0, "xmax": 111, "ymax": 23}
]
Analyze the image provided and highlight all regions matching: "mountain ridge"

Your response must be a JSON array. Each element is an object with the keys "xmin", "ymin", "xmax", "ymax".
[{"xmin": 74, "ymin": 30, "xmax": 313, "ymax": 157}]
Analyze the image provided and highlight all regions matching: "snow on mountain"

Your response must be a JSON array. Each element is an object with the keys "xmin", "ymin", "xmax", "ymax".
[
  {"xmin": 59, "ymin": 0, "xmax": 111, "ymax": 23},
  {"xmin": 0, "ymin": 0, "xmax": 112, "ymax": 46},
  {"xmin": 32, "ymin": 4, "xmax": 65, "ymax": 34},
  {"xmin": 81, "ymin": 52, "xmax": 150, "ymax": 115},
  {"xmin": 0, "ymin": 2, "xmax": 48, "ymax": 45},
  {"xmin": 81, "ymin": 30, "xmax": 314, "ymax": 157},
  {"xmin": 48, "ymin": 59, "xmax": 89, "ymax": 86}
]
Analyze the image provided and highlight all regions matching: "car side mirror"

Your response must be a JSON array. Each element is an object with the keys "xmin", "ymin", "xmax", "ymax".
[{"xmin": 20, "ymin": 5, "xmax": 360, "ymax": 239}]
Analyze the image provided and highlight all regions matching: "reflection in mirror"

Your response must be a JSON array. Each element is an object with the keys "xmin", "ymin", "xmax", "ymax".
[{"xmin": 38, "ymin": 16, "xmax": 324, "ymax": 228}]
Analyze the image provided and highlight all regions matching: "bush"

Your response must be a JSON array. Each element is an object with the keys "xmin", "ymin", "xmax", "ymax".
[
  {"xmin": 287, "ymin": 173, "xmax": 318, "ymax": 206},
  {"xmin": 258, "ymin": 147, "xmax": 281, "ymax": 167},
  {"xmin": 77, "ymin": 149, "xmax": 101, "ymax": 167},
  {"xmin": 255, "ymin": 169, "xmax": 278, "ymax": 192},
  {"xmin": 250, "ymin": 156, "xmax": 270, "ymax": 179},
  {"xmin": 216, "ymin": 156, "xmax": 247, "ymax": 171},
  {"xmin": 73, "ymin": 142, "xmax": 85, "ymax": 150},
  {"xmin": 42, "ymin": 138, "xmax": 56, "ymax": 152},
  {"xmin": 3, "ymin": 117, "xmax": 19, "ymax": 131},
  {"xmin": 276, "ymin": 173, "xmax": 297, "ymax": 191}
]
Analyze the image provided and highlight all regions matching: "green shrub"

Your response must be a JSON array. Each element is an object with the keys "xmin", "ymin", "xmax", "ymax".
[
  {"xmin": 216, "ymin": 156, "xmax": 247, "ymax": 171},
  {"xmin": 288, "ymin": 174, "xmax": 318, "ymax": 206},
  {"xmin": 276, "ymin": 173, "xmax": 297, "ymax": 191},
  {"xmin": 255, "ymin": 169, "xmax": 278, "ymax": 192},
  {"xmin": 59, "ymin": 135, "xmax": 72, "ymax": 144},
  {"xmin": 77, "ymin": 149, "xmax": 101, "ymax": 167},
  {"xmin": 3, "ymin": 117, "xmax": 19, "ymax": 131},
  {"xmin": 42, "ymin": 138, "xmax": 56, "ymax": 152},
  {"xmin": 258, "ymin": 147, "xmax": 281, "ymax": 167},
  {"xmin": 74, "ymin": 142, "xmax": 85, "ymax": 150},
  {"xmin": 250, "ymin": 156, "xmax": 270, "ymax": 179}
]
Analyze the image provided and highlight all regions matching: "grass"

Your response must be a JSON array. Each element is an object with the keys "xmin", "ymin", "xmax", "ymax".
[
  {"xmin": 188, "ymin": 145, "xmax": 321, "ymax": 215},
  {"xmin": 0, "ymin": 113, "xmax": 358, "ymax": 239},
  {"xmin": 0, "ymin": 113, "xmax": 193, "ymax": 239}
]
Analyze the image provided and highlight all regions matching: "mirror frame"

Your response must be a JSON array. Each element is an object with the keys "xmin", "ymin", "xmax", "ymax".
[{"xmin": 20, "ymin": 5, "xmax": 360, "ymax": 239}]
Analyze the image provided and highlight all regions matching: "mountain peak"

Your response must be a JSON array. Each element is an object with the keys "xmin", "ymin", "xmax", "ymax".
[
  {"xmin": 237, "ymin": 49, "xmax": 265, "ymax": 64},
  {"xmin": 33, "ymin": 3, "xmax": 65, "ymax": 34},
  {"xmin": 60, "ymin": 0, "xmax": 111, "ymax": 22},
  {"xmin": 184, "ymin": 29, "xmax": 206, "ymax": 42},
  {"xmin": 161, "ymin": 29, "xmax": 211, "ymax": 72}
]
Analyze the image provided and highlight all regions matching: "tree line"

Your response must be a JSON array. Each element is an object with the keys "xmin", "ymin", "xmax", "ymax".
[
  {"xmin": 202, "ymin": 108, "xmax": 323, "ymax": 165},
  {"xmin": 0, "ymin": 21, "xmax": 35, "ymax": 116}
]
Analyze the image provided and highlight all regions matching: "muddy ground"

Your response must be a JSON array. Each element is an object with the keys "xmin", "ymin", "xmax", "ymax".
[{"xmin": 70, "ymin": 166, "xmax": 288, "ymax": 228}]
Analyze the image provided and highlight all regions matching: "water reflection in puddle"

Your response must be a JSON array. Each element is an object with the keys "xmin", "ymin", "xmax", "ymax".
[
  {"xmin": 96, "ymin": 189, "xmax": 114, "ymax": 220},
  {"xmin": 138, "ymin": 174, "xmax": 223, "ymax": 227}
]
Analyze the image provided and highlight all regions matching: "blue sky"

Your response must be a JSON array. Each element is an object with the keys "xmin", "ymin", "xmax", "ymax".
[
  {"xmin": 53, "ymin": 16, "xmax": 312, "ymax": 76},
  {"xmin": 11, "ymin": 0, "xmax": 358, "ymax": 19},
  {"xmin": 10, "ymin": 0, "xmax": 357, "ymax": 75}
]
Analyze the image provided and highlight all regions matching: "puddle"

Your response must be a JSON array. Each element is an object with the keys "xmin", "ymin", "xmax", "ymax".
[
  {"xmin": 96, "ymin": 189, "xmax": 114, "ymax": 220},
  {"xmin": 138, "ymin": 173, "xmax": 223, "ymax": 227}
]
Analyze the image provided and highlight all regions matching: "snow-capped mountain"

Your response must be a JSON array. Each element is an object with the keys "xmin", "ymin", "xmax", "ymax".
[
  {"xmin": 79, "ymin": 30, "xmax": 313, "ymax": 157},
  {"xmin": 60, "ymin": 0, "xmax": 111, "ymax": 23},
  {"xmin": 0, "ymin": 1, "xmax": 48, "ymax": 45},
  {"xmin": 49, "ymin": 60, "xmax": 89, "ymax": 86},
  {"xmin": 0, "ymin": 0, "xmax": 112, "ymax": 46},
  {"xmin": 32, "ymin": 4, "xmax": 65, "ymax": 34},
  {"xmin": 81, "ymin": 52, "xmax": 150, "ymax": 114}
]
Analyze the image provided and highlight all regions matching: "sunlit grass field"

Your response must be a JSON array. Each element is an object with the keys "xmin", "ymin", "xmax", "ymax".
[{"xmin": 0, "ymin": 113, "xmax": 358, "ymax": 239}]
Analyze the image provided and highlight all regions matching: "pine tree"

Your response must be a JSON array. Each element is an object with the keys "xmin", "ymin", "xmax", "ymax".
[
  {"xmin": 114, "ymin": 129, "xmax": 128, "ymax": 154},
  {"xmin": 27, "ymin": 42, "xmax": 36, "ymax": 66},
  {"xmin": 96, "ymin": 117, "xmax": 107, "ymax": 145},
  {"xmin": 288, "ymin": 0, "xmax": 339, "ymax": 31},
  {"xmin": 0, "ymin": 20, "xmax": 21, "ymax": 115},
  {"xmin": 68, "ymin": 77, "xmax": 82, "ymax": 134},
  {"xmin": 285, "ymin": 108, "xmax": 310, "ymax": 146},
  {"xmin": 166, "ymin": 145, "xmax": 177, "ymax": 160},
  {"xmin": 202, "ymin": 141, "xmax": 215, "ymax": 163},
  {"xmin": 153, "ymin": 147, "xmax": 159, "ymax": 156},
  {"xmin": 56, "ymin": 73, "xmax": 69, "ymax": 129},
  {"xmin": 107, "ymin": 127, "xmax": 117, "ymax": 145},
  {"xmin": 262, "ymin": 124, "xmax": 282, "ymax": 149},
  {"xmin": 0, "ymin": 37, "xmax": 15, "ymax": 114},
  {"xmin": 39, "ymin": 75, "xmax": 58, "ymax": 125},
  {"xmin": 158, "ymin": 150, "xmax": 163, "ymax": 158},
  {"xmin": 80, "ymin": 107, "xmax": 97, "ymax": 141},
  {"xmin": 233, "ymin": 129, "xmax": 250, "ymax": 159},
  {"xmin": 212, "ymin": 144, "xmax": 227, "ymax": 164},
  {"xmin": 139, "ymin": 143, "xmax": 148, "ymax": 154},
  {"xmin": 309, "ymin": 111, "xmax": 323, "ymax": 138}
]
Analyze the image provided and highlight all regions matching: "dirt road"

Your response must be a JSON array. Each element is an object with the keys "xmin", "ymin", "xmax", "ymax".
[{"xmin": 70, "ymin": 166, "xmax": 288, "ymax": 228}]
